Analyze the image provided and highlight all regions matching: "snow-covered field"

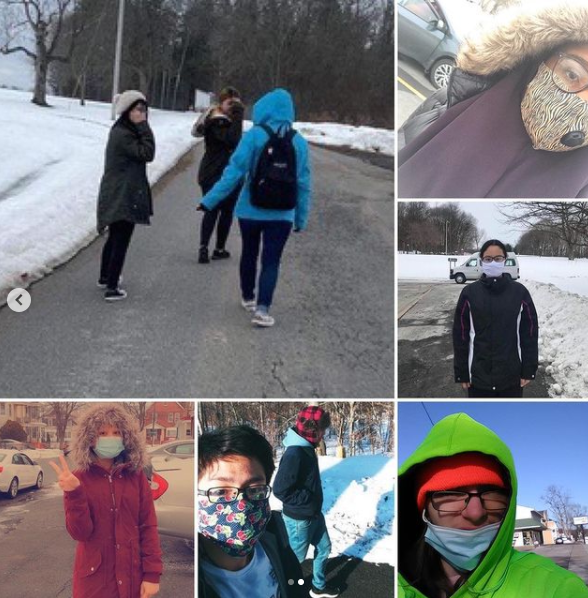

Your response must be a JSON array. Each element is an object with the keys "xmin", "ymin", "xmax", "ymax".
[
  {"xmin": 399, "ymin": 253, "xmax": 588, "ymax": 398},
  {"xmin": 0, "ymin": 88, "xmax": 393, "ymax": 300},
  {"xmin": 270, "ymin": 454, "xmax": 395, "ymax": 564}
]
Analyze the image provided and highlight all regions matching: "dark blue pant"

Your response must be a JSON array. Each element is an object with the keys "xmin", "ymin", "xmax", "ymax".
[
  {"xmin": 238, "ymin": 219, "xmax": 292, "ymax": 309},
  {"xmin": 99, "ymin": 220, "xmax": 135, "ymax": 290},
  {"xmin": 199, "ymin": 185, "xmax": 239, "ymax": 250}
]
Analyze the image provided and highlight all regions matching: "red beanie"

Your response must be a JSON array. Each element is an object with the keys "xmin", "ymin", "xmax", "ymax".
[
  {"xmin": 416, "ymin": 452, "xmax": 507, "ymax": 512},
  {"xmin": 296, "ymin": 406, "xmax": 329, "ymax": 444}
]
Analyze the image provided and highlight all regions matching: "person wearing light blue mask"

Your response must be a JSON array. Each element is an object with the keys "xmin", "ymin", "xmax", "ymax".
[
  {"xmin": 398, "ymin": 413, "xmax": 588, "ymax": 598},
  {"xmin": 453, "ymin": 239, "xmax": 539, "ymax": 398}
]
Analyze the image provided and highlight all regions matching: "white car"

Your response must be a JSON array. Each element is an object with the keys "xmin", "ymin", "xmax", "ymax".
[
  {"xmin": 0, "ymin": 450, "xmax": 43, "ymax": 498},
  {"xmin": 450, "ymin": 252, "xmax": 520, "ymax": 284},
  {"xmin": 151, "ymin": 456, "xmax": 194, "ymax": 540}
]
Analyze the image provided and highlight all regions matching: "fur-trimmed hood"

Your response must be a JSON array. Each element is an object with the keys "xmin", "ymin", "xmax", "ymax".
[
  {"xmin": 458, "ymin": 0, "xmax": 588, "ymax": 76},
  {"xmin": 70, "ymin": 403, "xmax": 148, "ymax": 472}
]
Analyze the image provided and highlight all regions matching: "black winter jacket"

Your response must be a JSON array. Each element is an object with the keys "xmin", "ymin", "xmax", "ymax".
[
  {"xmin": 198, "ymin": 511, "xmax": 306, "ymax": 598},
  {"xmin": 398, "ymin": 68, "xmax": 498, "ymax": 150},
  {"xmin": 193, "ymin": 107, "xmax": 243, "ymax": 190},
  {"xmin": 453, "ymin": 275, "xmax": 539, "ymax": 392},
  {"xmin": 97, "ymin": 118, "xmax": 155, "ymax": 233},
  {"xmin": 273, "ymin": 437, "xmax": 323, "ymax": 520}
]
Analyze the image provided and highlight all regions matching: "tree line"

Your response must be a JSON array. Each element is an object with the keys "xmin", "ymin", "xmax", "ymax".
[
  {"xmin": 398, "ymin": 202, "xmax": 484, "ymax": 255},
  {"xmin": 2, "ymin": 0, "xmax": 393, "ymax": 127},
  {"xmin": 197, "ymin": 401, "xmax": 394, "ymax": 457}
]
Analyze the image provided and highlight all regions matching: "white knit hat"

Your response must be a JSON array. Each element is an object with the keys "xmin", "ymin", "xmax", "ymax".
[{"xmin": 114, "ymin": 90, "xmax": 147, "ymax": 116}]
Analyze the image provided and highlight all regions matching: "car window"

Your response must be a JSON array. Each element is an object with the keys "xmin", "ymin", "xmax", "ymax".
[
  {"xmin": 505, "ymin": 258, "xmax": 516, "ymax": 266},
  {"xmin": 12, "ymin": 454, "xmax": 24, "ymax": 465},
  {"xmin": 21, "ymin": 454, "xmax": 34, "ymax": 466},
  {"xmin": 175, "ymin": 444, "xmax": 194, "ymax": 455},
  {"xmin": 467, "ymin": 259, "xmax": 477, "ymax": 267},
  {"xmin": 0, "ymin": 454, "xmax": 6, "ymax": 462},
  {"xmin": 403, "ymin": 0, "xmax": 437, "ymax": 22}
]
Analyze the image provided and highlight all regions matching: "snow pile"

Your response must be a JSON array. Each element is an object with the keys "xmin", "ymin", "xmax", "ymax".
[
  {"xmin": 270, "ymin": 454, "xmax": 395, "ymax": 564},
  {"xmin": 0, "ymin": 88, "xmax": 201, "ymax": 299},
  {"xmin": 295, "ymin": 122, "xmax": 394, "ymax": 156},
  {"xmin": 525, "ymin": 281, "xmax": 588, "ymax": 398}
]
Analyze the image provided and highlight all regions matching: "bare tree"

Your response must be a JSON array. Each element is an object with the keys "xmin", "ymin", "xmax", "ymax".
[
  {"xmin": 46, "ymin": 401, "xmax": 81, "ymax": 446},
  {"xmin": 0, "ymin": 0, "xmax": 79, "ymax": 105},
  {"xmin": 542, "ymin": 485, "xmax": 577, "ymax": 538},
  {"xmin": 123, "ymin": 402, "xmax": 148, "ymax": 431}
]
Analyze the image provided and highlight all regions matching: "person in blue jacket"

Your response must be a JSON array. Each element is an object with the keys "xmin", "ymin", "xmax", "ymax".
[
  {"xmin": 273, "ymin": 406, "xmax": 340, "ymax": 598},
  {"xmin": 197, "ymin": 88, "xmax": 312, "ymax": 328}
]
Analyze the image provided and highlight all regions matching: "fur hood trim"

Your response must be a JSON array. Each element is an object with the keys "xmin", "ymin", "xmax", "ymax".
[
  {"xmin": 70, "ymin": 403, "xmax": 148, "ymax": 472},
  {"xmin": 458, "ymin": 0, "xmax": 588, "ymax": 76}
]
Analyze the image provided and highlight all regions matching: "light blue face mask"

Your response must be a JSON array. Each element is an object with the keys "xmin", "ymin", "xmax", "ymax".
[
  {"xmin": 94, "ymin": 437, "xmax": 125, "ymax": 459},
  {"xmin": 423, "ymin": 510, "xmax": 502, "ymax": 572},
  {"xmin": 481, "ymin": 260, "xmax": 505, "ymax": 278}
]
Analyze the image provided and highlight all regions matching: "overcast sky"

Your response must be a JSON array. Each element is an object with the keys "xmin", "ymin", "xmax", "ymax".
[{"xmin": 457, "ymin": 201, "xmax": 524, "ymax": 245}]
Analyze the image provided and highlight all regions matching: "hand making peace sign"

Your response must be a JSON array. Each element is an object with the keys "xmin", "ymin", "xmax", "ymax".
[{"xmin": 49, "ymin": 454, "xmax": 81, "ymax": 492}]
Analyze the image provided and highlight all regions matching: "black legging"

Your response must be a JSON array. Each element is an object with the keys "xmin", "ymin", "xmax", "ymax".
[
  {"xmin": 199, "ymin": 186, "xmax": 239, "ymax": 250},
  {"xmin": 99, "ymin": 220, "xmax": 135, "ymax": 290}
]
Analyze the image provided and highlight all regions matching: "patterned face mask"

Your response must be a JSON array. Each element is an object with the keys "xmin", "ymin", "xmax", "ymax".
[
  {"xmin": 521, "ymin": 62, "xmax": 588, "ymax": 152},
  {"xmin": 198, "ymin": 495, "xmax": 272, "ymax": 557}
]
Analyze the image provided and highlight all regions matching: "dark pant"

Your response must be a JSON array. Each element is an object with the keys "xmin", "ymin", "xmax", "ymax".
[
  {"xmin": 238, "ymin": 218, "xmax": 292, "ymax": 309},
  {"xmin": 468, "ymin": 385, "xmax": 524, "ymax": 398},
  {"xmin": 99, "ymin": 220, "xmax": 135, "ymax": 290},
  {"xmin": 199, "ymin": 186, "xmax": 238, "ymax": 250}
]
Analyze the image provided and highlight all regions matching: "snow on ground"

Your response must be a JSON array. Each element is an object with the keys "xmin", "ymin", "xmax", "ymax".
[
  {"xmin": 22, "ymin": 448, "xmax": 63, "ymax": 460},
  {"xmin": 399, "ymin": 253, "xmax": 588, "ymax": 398},
  {"xmin": 294, "ymin": 122, "xmax": 394, "ymax": 156},
  {"xmin": 270, "ymin": 454, "xmax": 395, "ymax": 564},
  {"xmin": 0, "ymin": 88, "xmax": 393, "ymax": 300}
]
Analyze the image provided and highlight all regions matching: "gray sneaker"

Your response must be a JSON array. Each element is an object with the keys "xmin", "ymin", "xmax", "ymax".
[
  {"xmin": 241, "ymin": 298, "xmax": 256, "ymax": 312},
  {"xmin": 252, "ymin": 310, "xmax": 275, "ymax": 327}
]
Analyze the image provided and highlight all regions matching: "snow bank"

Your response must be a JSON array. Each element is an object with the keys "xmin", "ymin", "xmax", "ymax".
[
  {"xmin": 22, "ymin": 448, "xmax": 63, "ymax": 459},
  {"xmin": 270, "ymin": 454, "xmax": 395, "ymax": 564},
  {"xmin": 398, "ymin": 253, "xmax": 588, "ymax": 397},
  {"xmin": 294, "ymin": 122, "xmax": 394, "ymax": 156},
  {"xmin": 0, "ymin": 88, "xmax": 201, "ymax": 300}
]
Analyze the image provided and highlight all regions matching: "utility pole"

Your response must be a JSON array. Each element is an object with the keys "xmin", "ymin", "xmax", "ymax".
[
  {"xmin": 445, "ymin": 221, "xmax": 449, "ymax": 255},
  {"xmin": 111, "ymin": 0, "xmax": 126, "ymax": 120}
]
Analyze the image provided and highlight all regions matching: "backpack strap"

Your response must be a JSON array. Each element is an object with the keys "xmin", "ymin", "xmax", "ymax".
[{"xmin": 258, "ymin": 123, "xmax": 275, "ymax": 138}]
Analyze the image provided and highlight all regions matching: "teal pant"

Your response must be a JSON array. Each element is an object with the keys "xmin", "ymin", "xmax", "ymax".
[{"xmin": 282, "ymin": 512, "xmax": 332, "ymax": 589}]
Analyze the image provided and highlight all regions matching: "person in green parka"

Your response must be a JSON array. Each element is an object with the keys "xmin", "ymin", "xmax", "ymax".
[{"xmin": 398, "ymin": 413, "xmax": 588, "ymax": 598}]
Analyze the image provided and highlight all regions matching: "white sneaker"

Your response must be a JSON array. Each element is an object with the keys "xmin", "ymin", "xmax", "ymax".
[
  {"xmin": 241, "ymin": 298, "xmax": 256, "ymax": 312},
  {"xmin": 104, "ymin": 288, "xmax": 128, "ymax": 301},
  {"xmin": 252, "ymin": 311, "xmax": 275, "ymax": 327}
]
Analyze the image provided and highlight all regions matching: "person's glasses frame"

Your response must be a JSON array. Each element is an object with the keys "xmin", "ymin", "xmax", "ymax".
[
  {"xmin": 551, "ymin": 53, "xmax": 588, "ymax": 94},
  {"xmin": 481, "ymin": 255, "xmax": 506, "ymax": 263},
  {"xmin": 429, "ymin": 490, "xmax": 510, "ymax": 514},
  {"xmin": 197, "ymin": 484, "xmax": 272, "ymax": 504}
]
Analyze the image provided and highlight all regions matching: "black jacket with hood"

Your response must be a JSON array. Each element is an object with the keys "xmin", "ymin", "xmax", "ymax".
[
  {"xmin": 192, "ymin": 106, "xmax": 243, "ymax": 192},
  {"xmin": 453, "ymin": 275, "xmax": 539, "ymax": 392},
  {"xmin": 198, "ymin": 511, "xmax": 306, "ymax": 598},
  {"xmin": 273, "ymin": 428, "xmax": 323, "ymax": 520}
]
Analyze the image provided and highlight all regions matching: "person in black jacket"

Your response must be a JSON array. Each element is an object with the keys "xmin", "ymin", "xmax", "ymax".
[
  {"xmin": 198, "ymin": 425, "xmax": 306, "ymax": 598},
  {"xmin": 273, "ymin": 407, "xmax": 340, "ymax": 598},
  {"xmin": 97, "ymin": 90, "xmax": 155, "ymax": 301},
  {"xmin": 453, "ymin": 240, "xmax": 539, "ymax": 398},
  {"xmin": 192, "ymin": 86, "xmax": 244, "ymax": 263}
]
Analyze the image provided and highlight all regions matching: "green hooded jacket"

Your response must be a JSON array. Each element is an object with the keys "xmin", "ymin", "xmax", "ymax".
[{"xmin": 398, "ymin": 413, "xmax": 588, "ymax": 598}]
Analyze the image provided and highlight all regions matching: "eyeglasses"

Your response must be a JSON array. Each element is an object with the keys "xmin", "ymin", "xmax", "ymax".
[
  {"xmin": 551, "ymin": 53, "xmax": 588, "ymax": 94},
  {"xmin": 134, "ymin": 105, "xmax": 148, "ymax": 113},
  {"xmin": 430, "ymin": 490, "xmax": 510, "ymax": 514},
  {"xmin": 197, "ymin": 484, "xmax": 271, "ymax": 504},
  {"xmin": 481, "ymin": 255, "xmax": 505, "ymax": 263}
]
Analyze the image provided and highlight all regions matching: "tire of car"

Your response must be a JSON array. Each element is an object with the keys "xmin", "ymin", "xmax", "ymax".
[
  {"xmin": 8, "ymin": 477, "xmax": 18, "ymax": 499},
  {"xmin": 430, "ymin": 57, "xmax": 455, "ymax": 89},
  {"xmin": 454, "ymin": 273, "xmax": 466, "ymax": 284},
  {"xmin": 35, "ymin": 472, "xmax": 43, "ymax": 489}
]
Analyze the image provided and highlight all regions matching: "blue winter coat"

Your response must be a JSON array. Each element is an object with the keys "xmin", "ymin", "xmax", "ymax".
[{"xmin": 199, "ymin": 89, "xmax": 312, "ymax": 230}]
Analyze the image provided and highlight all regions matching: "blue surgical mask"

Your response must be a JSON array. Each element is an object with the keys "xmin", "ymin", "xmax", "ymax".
[
  {"xmin": 482, "ymin": 260, "xmax": 505, "ymax": 278},
  {"xmin": 423, "ymin": 510, "xmax": 502, "ymax": 571},
  {"xmin": 94, "ymin": 437, "xmax": 125, "ymax": 459}
]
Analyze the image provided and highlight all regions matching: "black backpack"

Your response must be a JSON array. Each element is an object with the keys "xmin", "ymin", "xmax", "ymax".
[{"xmin": 250, "ymin": 123, "xmax": 298, "ymax": 210}]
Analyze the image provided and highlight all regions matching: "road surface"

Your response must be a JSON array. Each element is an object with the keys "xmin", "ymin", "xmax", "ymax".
[{"xmin": 0, "ymin": 144, "xmax": 394, "ymax": 398}]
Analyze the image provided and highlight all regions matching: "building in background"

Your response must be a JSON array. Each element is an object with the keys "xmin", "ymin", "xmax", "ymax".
[{"xmin": 144, "ymin": 402, "xmax": 194, "ymax": 445}]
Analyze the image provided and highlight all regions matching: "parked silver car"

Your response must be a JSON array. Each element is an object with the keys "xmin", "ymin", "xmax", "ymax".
[
  {"xmin": 0, "ymin": 450, "xmax": 43, "ymax": 498},
  {"xmin": 398, "ymin": 0, "xmax": 485, "ymax": 88}
]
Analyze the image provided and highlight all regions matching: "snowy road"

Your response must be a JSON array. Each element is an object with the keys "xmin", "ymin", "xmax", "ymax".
[
  {"xmin": 0, "ymin": 458, "xmax": 194, "ymax": 597},
  {"xmin": 398, "ymin": 281, "xmax": 551, "ymax": 399},
  {"xmin": 0, "ymin": 145, "xmax": 394, "ymax": 398}
]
